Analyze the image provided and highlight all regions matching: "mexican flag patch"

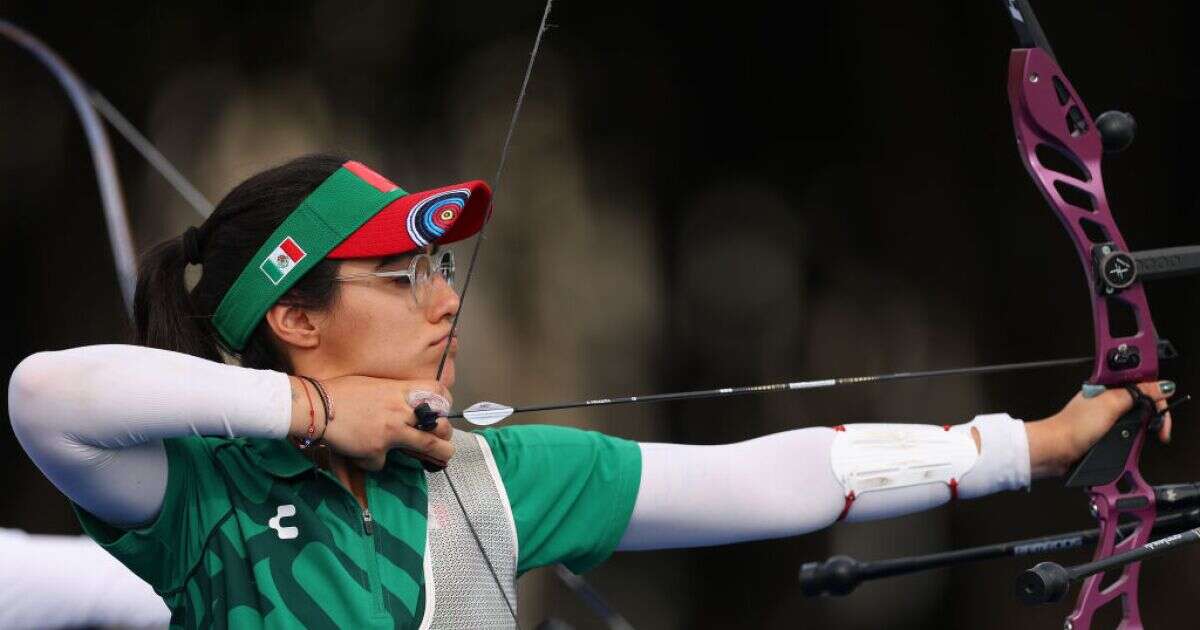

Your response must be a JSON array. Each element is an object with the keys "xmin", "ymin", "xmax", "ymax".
[{"xmin": 260, "ymin": 237, "xmax": 306, "ymax": 285}]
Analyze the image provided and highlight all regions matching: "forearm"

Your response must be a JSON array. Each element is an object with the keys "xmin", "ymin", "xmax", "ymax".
[
  {"xmin": 8, "ymin": 344, "xmax": 292, "ymax": 526},
  {"xmin": 617, "ymin": 415, "xmax": 1030, "ymax": 550},
  {"xmin": 1025, "ymin": 416, "xmax": 1075, "ymax": 478}
]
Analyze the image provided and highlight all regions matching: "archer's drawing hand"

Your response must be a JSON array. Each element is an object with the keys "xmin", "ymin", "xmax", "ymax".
[
  {"xmin": 1026, "ymin": 381, "xmax": 1175, "ymax": 478},
  {"xmin": 289, "ymin": 375, "xmax": 455, "ymax": 471}
]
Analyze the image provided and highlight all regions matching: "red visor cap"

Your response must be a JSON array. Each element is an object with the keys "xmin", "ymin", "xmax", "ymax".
[{"xmin": 326, "ymin": 176, "xmax": 491, "ymax": 260}]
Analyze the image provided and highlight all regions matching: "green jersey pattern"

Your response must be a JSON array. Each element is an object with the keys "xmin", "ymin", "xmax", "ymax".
[
  {"xmin": 478, "ymin": 425, "xmax": 642, "ymax": 575},
  {"xmin": 75, "ymin": 437, "xmax": 428, "ymax": 629},
  {"xmin": 72, "ymin": 425, "xmax": 642, "ymax": 629}
]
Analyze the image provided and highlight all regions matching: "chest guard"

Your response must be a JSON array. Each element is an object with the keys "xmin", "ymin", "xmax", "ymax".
[{"xmin": 421, "ymin": 430, "xmax": 519, "ymax": 629}]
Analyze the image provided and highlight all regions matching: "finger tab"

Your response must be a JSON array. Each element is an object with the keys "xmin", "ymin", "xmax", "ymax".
[
  {"xmin": 408, "ymin": 389, "xmax": 451, "ymax": 415},
  {"xmin": 413, "ymin": 402, "xmax": 441, "ymax": 432}
]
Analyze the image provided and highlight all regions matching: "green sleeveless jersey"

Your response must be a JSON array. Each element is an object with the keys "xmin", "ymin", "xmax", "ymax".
[{"xmin": 73, "ymin": 425, "xmax": 641, "ymax": 629}]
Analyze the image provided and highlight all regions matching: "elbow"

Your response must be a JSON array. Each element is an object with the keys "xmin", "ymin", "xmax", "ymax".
[{"xmin": 8, "ymin": 350, "xmax": 83, "ymax": 445}]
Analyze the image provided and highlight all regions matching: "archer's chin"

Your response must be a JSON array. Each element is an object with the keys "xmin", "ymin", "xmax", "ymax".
[{"xmin": 438, "ymin": 360, "xmax": 456, "ymax": 388}]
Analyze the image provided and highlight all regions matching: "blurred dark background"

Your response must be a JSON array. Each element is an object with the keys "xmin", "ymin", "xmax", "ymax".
[{"xmin": 3, "ymin": 1, "xmax": 1200, "ymax": 628}]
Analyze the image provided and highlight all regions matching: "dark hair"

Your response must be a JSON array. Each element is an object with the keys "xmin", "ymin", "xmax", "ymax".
[{"xmin": 133, "ymin": 154, "xmax": 346, "ymax": 372}]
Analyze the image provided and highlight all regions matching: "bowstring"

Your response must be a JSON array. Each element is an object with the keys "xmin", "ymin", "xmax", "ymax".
[
  {"xmin": 433, "ymin": 1, "xmax": 557, "ymax": 626},
  {"xmin": 434, "ymin": 0, "xmax": 555, "ymax": 379}
]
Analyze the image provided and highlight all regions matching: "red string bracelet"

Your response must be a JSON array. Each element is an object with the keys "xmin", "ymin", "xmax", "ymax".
[
  {"xmin": 299, "ymin": 375, "xmax": 332, "ymax": 445},
  {"xmin": 295, "ymin": 377, "xmax": 319, "ymax": 450}
]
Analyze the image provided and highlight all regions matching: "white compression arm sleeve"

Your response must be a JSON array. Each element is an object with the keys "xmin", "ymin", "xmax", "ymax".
[
  {"xmin": 8, "ymin": 344, "xmax": 292, "ymax": 528},
  {"xmin": 617, "ymin": 414, "xmax": 1030, "ymax": 550},
  {"xmin": 0, "ymin": 528, "xmax": 171, "ymax": 630}
]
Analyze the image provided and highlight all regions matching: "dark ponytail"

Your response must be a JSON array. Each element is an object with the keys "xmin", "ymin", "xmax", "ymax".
[
  {"xmin": 133, "ymin": 235, "xmax": 222, "ymax": 362},
  {"xmin": 133, "ymin": 154, "xmax": 347, "ymax": 373}
]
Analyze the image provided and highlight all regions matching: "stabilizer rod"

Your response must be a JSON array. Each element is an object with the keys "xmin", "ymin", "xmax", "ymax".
[
  {"xmin": 801, "ymin": 494, "xmax": 1200, "ymax": 597},
  {"xmin": 1018, "ymin": 524, "xmax": 1200, "ymax": 605}
]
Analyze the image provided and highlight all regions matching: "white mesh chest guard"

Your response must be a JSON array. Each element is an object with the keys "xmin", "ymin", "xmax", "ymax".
[{"xmin": 420, "ymin": 431, "xmax": 519, "ymax": 630}]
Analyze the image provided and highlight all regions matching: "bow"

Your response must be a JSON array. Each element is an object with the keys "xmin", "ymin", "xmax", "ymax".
[
  {"xmin": 801, "ymin": 2, "xmax": 1200, "ymax": 628},
  {"xmin": 1002, "ymin": 1, "xmax": 1200, "ymax": 626},
  {"xmin": 1003, "ymin": 1, "xmax": 1162, "ymax": 625}
]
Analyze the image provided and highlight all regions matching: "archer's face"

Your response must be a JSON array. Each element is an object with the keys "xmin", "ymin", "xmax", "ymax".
[{"xmin": 316, "ymin": 247, "xmax": 460, "ymax": 387}]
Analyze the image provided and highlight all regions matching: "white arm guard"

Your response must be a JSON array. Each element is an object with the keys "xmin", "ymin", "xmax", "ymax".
[
  {"xmin": 829, "ymin": 414, "xmax": 1029, "ymax": 522},
  {"xmin": 830, "ymin": 423, "xmax": 978, "ymax": 502}
]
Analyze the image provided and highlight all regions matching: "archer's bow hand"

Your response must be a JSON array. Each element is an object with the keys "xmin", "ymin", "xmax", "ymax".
[{"xmin": 1026, "ymin": 381, "xmax": 1176, "ymax": 479}]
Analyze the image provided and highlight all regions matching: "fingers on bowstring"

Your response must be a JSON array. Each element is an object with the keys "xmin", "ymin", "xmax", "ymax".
[
  {"xmin": 431, "ymin": 418, "xmax": 454, "ymax": 442},
  {"xmin": 395, "ymin": 423, "xmax": 456, "ymax": 464}
]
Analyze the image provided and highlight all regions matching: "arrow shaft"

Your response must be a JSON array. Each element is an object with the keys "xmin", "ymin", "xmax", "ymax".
[{"xmin": 450, "ymin": 355, "xmax": 1091, "ymax": 419}]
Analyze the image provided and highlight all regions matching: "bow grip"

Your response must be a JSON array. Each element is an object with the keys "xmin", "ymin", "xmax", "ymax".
[{"xmin": 1065, "ymin": 390, "xmax": 1155, "ymax": 489}]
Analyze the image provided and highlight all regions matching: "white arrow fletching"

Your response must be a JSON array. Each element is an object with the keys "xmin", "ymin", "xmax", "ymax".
[{"xmin": 462, "ymin": 402, "xmax": 516, "ymax": 426}]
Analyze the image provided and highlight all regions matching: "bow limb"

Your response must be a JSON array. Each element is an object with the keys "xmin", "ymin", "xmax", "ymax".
[{"xmin": 0, "ymin": 20, "xmax": 137, "ymax": 318}]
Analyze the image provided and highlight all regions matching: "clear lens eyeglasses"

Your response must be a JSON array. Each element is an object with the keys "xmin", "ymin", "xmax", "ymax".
[{"xmin": 333, "ymin": 250, "xmax": 454, "ymax": 306}]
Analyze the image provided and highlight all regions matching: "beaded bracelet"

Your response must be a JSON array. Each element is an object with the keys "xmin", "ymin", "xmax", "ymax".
[{"xmin": 299, "ymin": 375, "xmax": 333, "ymax": 445}]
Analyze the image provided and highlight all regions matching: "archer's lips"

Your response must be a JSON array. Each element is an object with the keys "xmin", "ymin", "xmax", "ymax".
[{"xmin": 430, "ymin": 335, "xmax": 458, "ymax": 349}]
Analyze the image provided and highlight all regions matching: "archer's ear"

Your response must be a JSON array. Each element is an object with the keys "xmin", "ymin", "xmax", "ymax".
[{"xmin": 264, "ymin": 303, "xmax": 321, "ymax": 350}]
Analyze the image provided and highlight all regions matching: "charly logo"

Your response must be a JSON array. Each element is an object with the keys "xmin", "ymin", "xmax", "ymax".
[{"xmin": 268, "ymin": 504, "xmax": 299, "ymax": 540}]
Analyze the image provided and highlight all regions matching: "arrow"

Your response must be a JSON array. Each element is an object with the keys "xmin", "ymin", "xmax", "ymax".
[{"xmin": 453, "ymin": 355, "xmax": 1092, "ymax": 426}]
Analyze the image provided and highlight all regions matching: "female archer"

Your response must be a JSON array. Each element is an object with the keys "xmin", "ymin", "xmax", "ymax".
[{"xmin": 8, "ymin": 154, "xmax": 1176, "ymax": 629}]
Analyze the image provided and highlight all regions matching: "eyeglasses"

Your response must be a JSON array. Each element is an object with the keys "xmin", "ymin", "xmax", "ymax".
[{"xmin": 333, "ymin": 250, "xmax": 455, "ymax": 306}]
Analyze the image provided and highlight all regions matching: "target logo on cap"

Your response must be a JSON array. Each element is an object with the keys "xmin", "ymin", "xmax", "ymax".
[{"xmin": 406, "ymin": 189, "xmax": 470, "ymax": 246}]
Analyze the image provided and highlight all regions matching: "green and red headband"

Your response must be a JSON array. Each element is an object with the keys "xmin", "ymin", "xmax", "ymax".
[{"xmin": 212, "ymin": 160, "xmax": 490, "ymax": 350}]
